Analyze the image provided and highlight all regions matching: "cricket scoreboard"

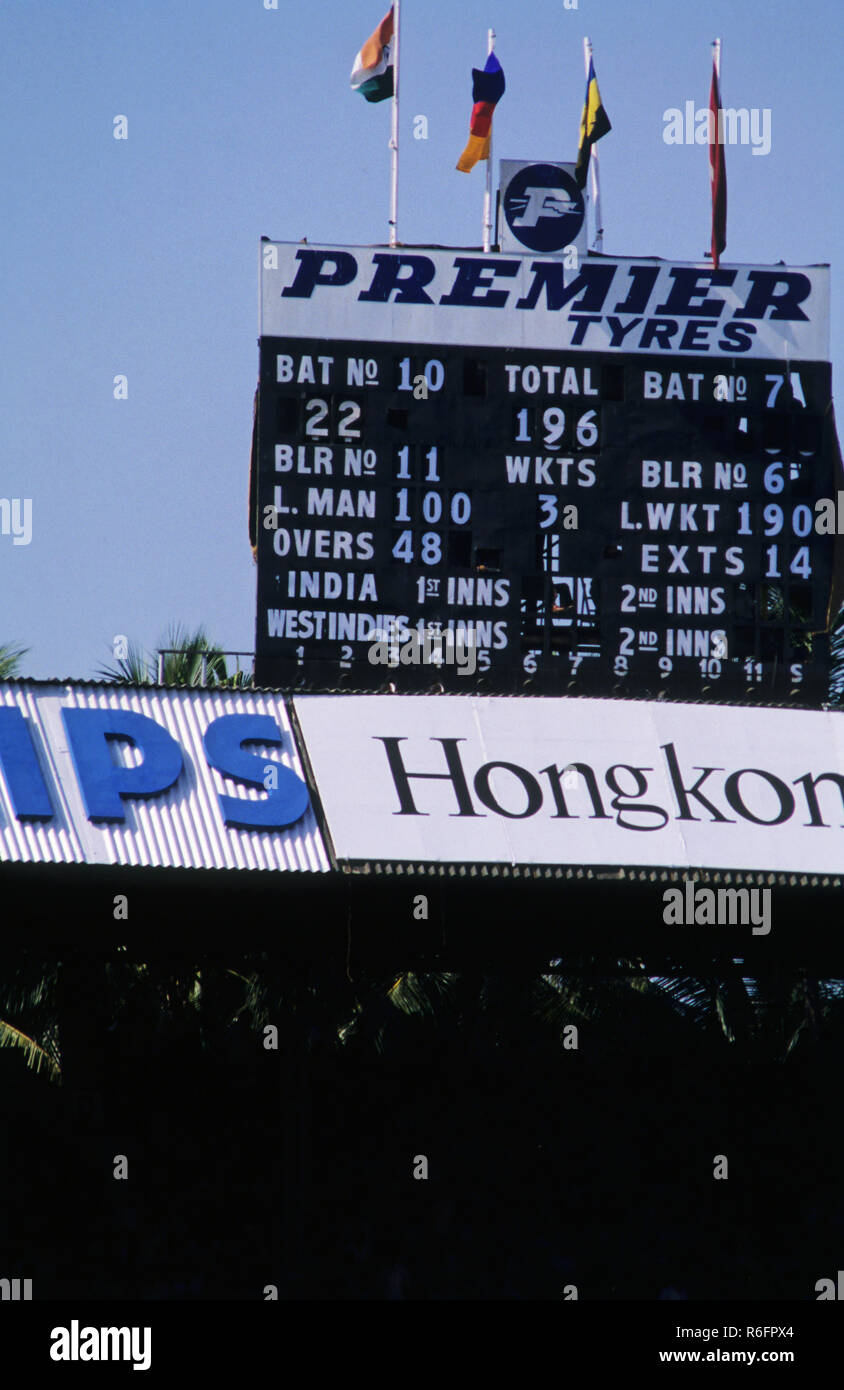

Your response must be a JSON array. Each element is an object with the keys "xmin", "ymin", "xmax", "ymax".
[{"xmin": 253, "ymin": 242, "xmax": 838, "ymax": 699}]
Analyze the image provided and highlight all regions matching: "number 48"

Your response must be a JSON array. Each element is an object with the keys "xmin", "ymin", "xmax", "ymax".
[{"xmin": 392, "ymin": 531, "xmax": 442, "ymax": 564}]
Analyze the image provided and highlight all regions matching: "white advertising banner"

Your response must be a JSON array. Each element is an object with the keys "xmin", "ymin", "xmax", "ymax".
[
  {"xmin": 260, "ymin": 241, "xmax": 830, "ymax": 362},
  {"xmin": 294, "ymin": 694, "xmax": 844, "ymax": 874}
]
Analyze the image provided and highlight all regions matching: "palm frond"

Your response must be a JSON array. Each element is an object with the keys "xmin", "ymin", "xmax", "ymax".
[
  {"xmin": 388, "ymin": 971, "xmax": 458, "ymax": 1016},
  {"xmin": 95, "ymin": 639, "xmax": 152, "ymax": 684},
  {"xmin": 829, "ymin": 602, "xmax": 844, "ymax": 705},
  {"xmin": 0, "ymin": 1019, "xmax": 61, "ymax": 1080},
  {"xmin": 0, "ymin": 642, "xmax": 29, "ymax": 679},
  {"xmin": 159, "ymin": 623, "xmax": 230, "ymax": 687}
]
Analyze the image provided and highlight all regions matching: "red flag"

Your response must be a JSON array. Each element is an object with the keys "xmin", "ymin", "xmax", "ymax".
[{"xmin": 709, "ymin": 60, "xmax": 727, "ymax": 268}]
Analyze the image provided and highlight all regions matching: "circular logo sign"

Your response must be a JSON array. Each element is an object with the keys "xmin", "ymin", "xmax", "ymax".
[{"xmin": 502, "ymin": 163, "xmax": 584, "ymax": 253}]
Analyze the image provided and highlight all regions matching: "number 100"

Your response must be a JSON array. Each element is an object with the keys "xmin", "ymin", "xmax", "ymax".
[{"xmin": 393, "ymin": 490, "xmax": 472, "ymax": 524}]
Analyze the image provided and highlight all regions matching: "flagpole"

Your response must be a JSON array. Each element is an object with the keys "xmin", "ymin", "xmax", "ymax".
[
  {"xmin": 389, "ymin": 0, "xmax": 401, "ymax": 247},
  {"xmin": 483, "ymin": 28, "xmax": 495, "ymax": 253},
  {"xmin": 583, "ymin": 36, "xmax": 603, "ymax": 253}
]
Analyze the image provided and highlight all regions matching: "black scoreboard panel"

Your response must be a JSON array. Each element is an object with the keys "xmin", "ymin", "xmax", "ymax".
[{"xmin": 254, "ymin": 337, "xmax": 835, "ymax": 700}]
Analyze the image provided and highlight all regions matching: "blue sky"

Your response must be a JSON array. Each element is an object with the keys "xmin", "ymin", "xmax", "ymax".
[{"xmin": 1, "ymin": 0, "xmax": 842, "ymax": 679}]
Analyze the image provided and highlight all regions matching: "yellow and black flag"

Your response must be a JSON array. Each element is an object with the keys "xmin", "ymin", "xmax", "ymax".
[{"xmin": 575, "ymin": 56, "xmax": 611, "ymax": 189}]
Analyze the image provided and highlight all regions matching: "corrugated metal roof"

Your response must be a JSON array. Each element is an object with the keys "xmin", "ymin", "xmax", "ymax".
[
  {"xmin": 5, "ymin": 673, "xmax": 841, "ymax": 714},
  {"xmin": 0, "ymin": 683, "xmax": 329, "ymax": 873}
]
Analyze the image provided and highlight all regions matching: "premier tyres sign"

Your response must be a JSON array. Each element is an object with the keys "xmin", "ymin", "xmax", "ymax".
[
  {"xmin": 261, "ymin": 242, "xmax": 829, "ymax": 360},
  {"xmin": 0, "ymin": 684, "xmax": 328, "ymax": 871},
  {"xmin": 293, "ymin": 695, "xmax": 844, "ymax": 875}
]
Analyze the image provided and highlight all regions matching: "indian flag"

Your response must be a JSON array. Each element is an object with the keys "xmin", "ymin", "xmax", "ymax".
[{"xmin": 350, "ymin": 8, "xmax": 395, "ymax": 103}]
